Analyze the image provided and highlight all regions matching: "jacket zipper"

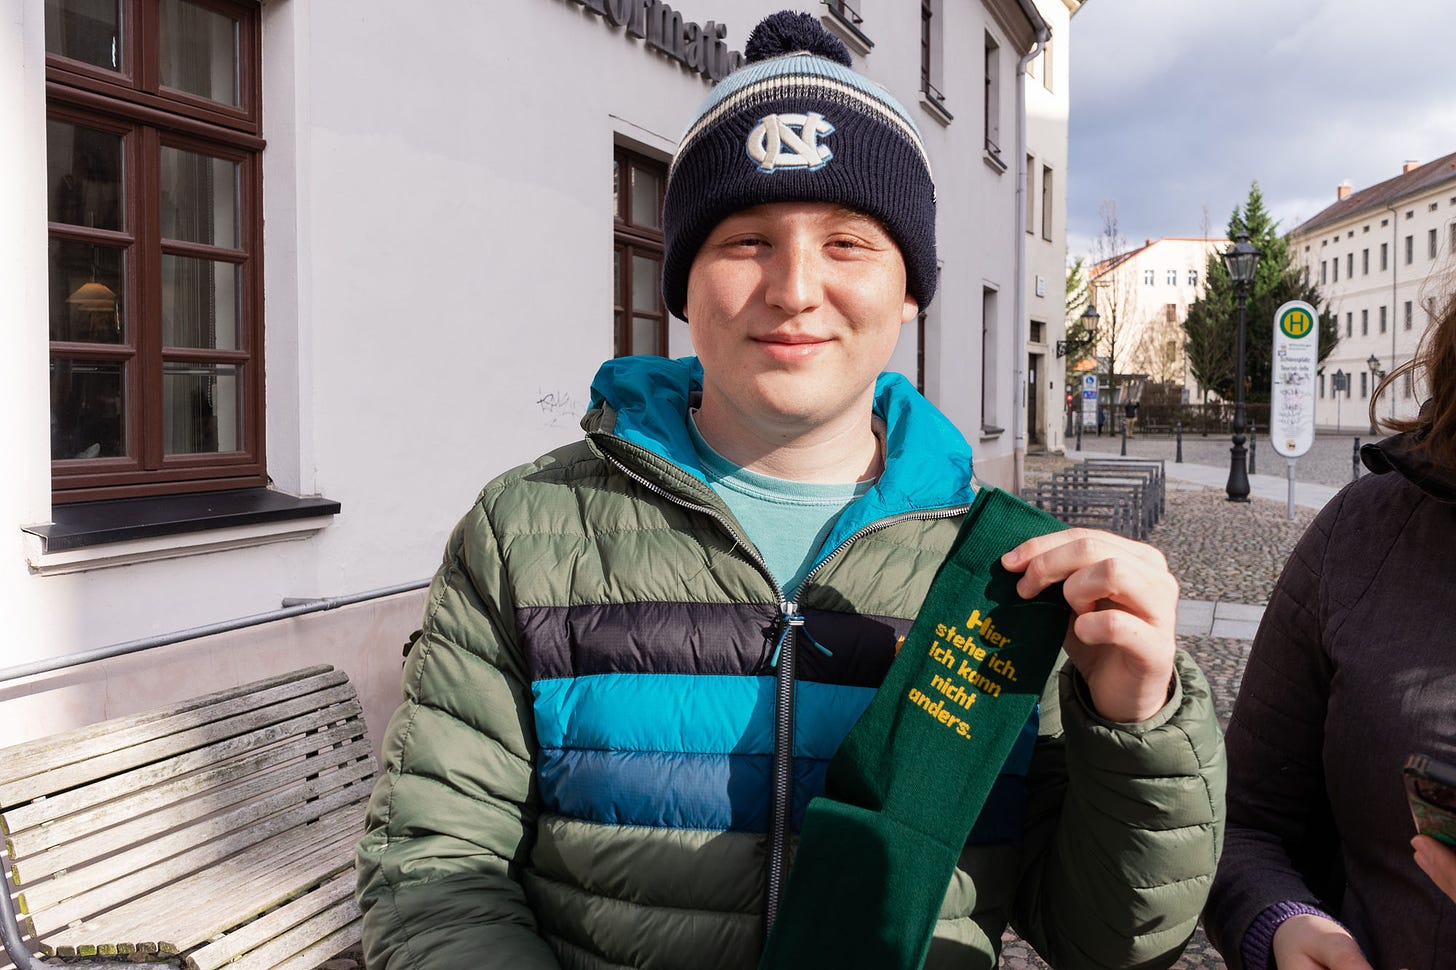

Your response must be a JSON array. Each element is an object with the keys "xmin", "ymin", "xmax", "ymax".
[
  {"xmin": 761, "ymin": 503, "xmax": 972, "ymax": 932},
  {"xmin": 597, "ymin": 436, "xmax": 973, "ymax": 936}
]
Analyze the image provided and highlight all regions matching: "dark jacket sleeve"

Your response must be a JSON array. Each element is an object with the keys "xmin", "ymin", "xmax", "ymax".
[
  {"xmin": 1013, "ymin": 649, "xmax": 1227, "ymax": 970},
  {"xmin": 1202, "ymin": 492, "xmax": 1346, "ymax": 970},
  {"xmin": 356, "ymin": 500, "xmax": 562, "ymax": 969}
]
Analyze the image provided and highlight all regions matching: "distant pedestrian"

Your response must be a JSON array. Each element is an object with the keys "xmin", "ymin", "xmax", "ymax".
[{"xmin": 1205, "ymin": 285, "xmax": 1456, "ymax": 970}]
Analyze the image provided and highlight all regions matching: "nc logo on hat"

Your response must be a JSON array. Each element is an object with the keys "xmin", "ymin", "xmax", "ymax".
[{"xmin": 746, "ymin": 112, "xmax": 835, "ymax": 173}]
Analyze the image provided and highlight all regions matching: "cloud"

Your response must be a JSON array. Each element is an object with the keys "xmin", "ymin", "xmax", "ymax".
[{"xmin": 1068, "ymin": 0, "xmax": 1456, "ymax": 256}]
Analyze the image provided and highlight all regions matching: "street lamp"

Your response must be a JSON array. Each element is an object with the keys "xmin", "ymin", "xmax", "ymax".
[
  {"xmin": 1366, "ymin": 354, "xmax": 1384, "ymax": 434},
  {"xmin": 1222, "ymin": 232, "xmax": 1261, "ymax": 502},
  {"xmin": 1059, "ymin": 301, "xmax": 1099, "ymax": 359}
]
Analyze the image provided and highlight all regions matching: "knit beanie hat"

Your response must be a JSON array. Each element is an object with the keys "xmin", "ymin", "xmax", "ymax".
[{"xmin": 661, "ymin": 10, "xmax": 937, "ymax": 320}]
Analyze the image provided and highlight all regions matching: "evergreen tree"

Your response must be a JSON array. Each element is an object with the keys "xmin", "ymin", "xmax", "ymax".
[
  {"xmin": 1063, "ymin": 256, "xmax": 1096, "ymax": 368},
  {"xmin": 1182, "ymin": 250, "xmax": 1233, "ymax": 406},
  {"xmin": 1183, "ymin": 182, "xmax": 1339, "ymax": 403}
]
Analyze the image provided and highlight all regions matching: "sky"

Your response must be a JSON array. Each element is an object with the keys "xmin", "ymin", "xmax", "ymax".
[{"xmin": 1066, "ymin": 0, "xmax": 1456, "ymax": 262}]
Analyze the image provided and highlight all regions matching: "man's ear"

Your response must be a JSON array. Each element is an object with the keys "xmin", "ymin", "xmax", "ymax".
[{"xmin": 901, "ymin": 296, "xmax": 920, "ymax": 326}]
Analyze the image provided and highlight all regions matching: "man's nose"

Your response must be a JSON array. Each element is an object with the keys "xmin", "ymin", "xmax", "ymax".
[{"xmin": 763, "ymin": 239, "xmax": 824, "ymax": 315}]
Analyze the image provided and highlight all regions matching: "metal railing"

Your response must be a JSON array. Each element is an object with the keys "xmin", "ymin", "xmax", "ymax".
[{"xmin": 0, "ymin": 578, "xmax": 430, "ymax": 685}]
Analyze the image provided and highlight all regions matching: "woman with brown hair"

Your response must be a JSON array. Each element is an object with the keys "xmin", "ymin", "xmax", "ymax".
[{"xmin": 1204, "ymin": 293, "xmax": 1456, "ymax": 970}]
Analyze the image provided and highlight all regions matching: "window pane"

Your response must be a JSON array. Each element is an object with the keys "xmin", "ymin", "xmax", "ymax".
[
  {"xmin": 161, "ymin": 147, "xmax": 239, "ymax": 247},
  {"xmin": 161, "ymin": 255, "xmax": 240, "ymax": 350},
  {"xmin": 164, "ymin": 362, "xmax": 241, "ymax": 453},
  {"xmin": 632, "ymin": 316, "xmax": 661, "ymax": 357},
  {"xmin": 159, "ymin": 0, "xmax": 239, "ymax": 106},
  {"xmin": 613, "ymin": 158, "xmax": 621, "ymax": 220},
  {"xmin": 50, "ymin": 357, "xmax": 126, "ymax": 460},
  {"xmin": 45, "ymin": 0, "xmax": 121, "ymax": 71},
  {"xmin": 50, "ymin": 238, "xmax": 125, "ymax": 343},
  {"xmin": 630, "ymin": 165, "xmax": 661, "ymax": 229},
  {"xmin": 631, "ymin": 254, "xmax": 660, "ymax": 313},
  {"xmin": 47, "ymin": 120, "xmax": 123, "ymax": 230}
]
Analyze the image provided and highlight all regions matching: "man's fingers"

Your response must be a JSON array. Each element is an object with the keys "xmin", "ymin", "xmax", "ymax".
[{"xmin": 1002, "ymin": 529, "xmax": 1170, "ymax": 601}]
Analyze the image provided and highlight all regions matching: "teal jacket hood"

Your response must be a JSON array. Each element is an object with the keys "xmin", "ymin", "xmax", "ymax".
[{"xmin": 586, "ymin": 355, "xmax": 977, "ymax": 555}]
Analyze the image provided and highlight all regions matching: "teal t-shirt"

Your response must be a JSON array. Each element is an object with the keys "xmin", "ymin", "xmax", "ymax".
[{"xmin": 688, "ymin": 415, "xmax": 876, "ymax": 595}]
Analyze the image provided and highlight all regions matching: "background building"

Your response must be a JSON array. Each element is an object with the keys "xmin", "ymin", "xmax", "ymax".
[
  {"xmin": 1021, "ymin": 0, "xmax": 1078, "ymax": 459},
  {"xmin": 2, "ymin": 0, "xmax": 1076, "ymax": 749},
  {"xmin": 1289, "ymin": 152, "xmax": 1456, "ymax": 431},
  {"xmin": 1086, "ymin": 236, "xmax": 1227, "ymax": 408}
]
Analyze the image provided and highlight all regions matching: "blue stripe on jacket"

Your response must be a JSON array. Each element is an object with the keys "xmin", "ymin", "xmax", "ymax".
[{"xmin": 533, "ymin": 672, "xmax": 1037, "ymax": 838}]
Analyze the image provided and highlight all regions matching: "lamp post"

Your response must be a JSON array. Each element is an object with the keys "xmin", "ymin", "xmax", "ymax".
[
  {"xmin": 1222, "ymin": 232, "xmax": 1261, "ymax": 502},
  {"xmin": 1333, "ymin": 368, "xmax": 1346, "ymax": 432},
  {"xmin": 1366, "ymin": 354, "xmax": 1384, "ymax": 435}
]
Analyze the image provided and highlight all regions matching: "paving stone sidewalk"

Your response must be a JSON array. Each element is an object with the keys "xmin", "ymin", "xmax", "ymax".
[{"xmin": 310, "ymin": 455, "xmax": 1317, "ymax": 970}]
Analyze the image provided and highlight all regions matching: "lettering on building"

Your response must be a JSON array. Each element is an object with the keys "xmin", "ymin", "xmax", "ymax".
[{"xmin": 557, "ymin": 0, "xmax": 746, "ymax": 82}]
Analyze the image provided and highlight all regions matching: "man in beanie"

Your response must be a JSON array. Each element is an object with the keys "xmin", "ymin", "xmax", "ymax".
[{"xmin": 357, "ymin": 11, "xmax": 1223, "ymax": 970}]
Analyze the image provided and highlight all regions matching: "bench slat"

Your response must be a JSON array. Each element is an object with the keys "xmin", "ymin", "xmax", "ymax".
[
  {"xmin": 24, "ymin": 777, "xmax": 371, "ymax": 932},
  {"xmin": 253, "ymin": 918, "xmax": 361, "ymax": 970},
  {"xmin": 0, "ymin": 685, "xmax": 359, "ymax": 811},
  {"xmin": 0, "ymin": 667, "xmax": 343, "ymax": 788},
  {"xmin": 114, "ymin": 818, "xmax": 358, "ymax": 956},
  {"xmin": 7, "ymin": 723, "xmax": 366, "ymax": 865},
  {"xmin": 184, "ymin": 872, "xmax": 355, "ymax": 970},
  {"xmin": 35, "ymin": 802, "xmax": 364, "ymax": 954},
  {"xmin": 189, "ymin": 887, "xmax": 358, "ymax": 970},
  {"xmin": 13, "ymin": 741, "xmax": 373, "ymax": 886}
]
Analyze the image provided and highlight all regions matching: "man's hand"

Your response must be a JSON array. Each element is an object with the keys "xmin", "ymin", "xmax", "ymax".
[
  {"xmin": 1001, "ymin": 528, "xmax": 1178, "ymax": 723},
  {"xmin": 1271, "ymin": 914, "xmax": 1373, "ymax": 970},
  {"xmin": 1413, "ymin": 835, "xmax": 1456, "ymax": 903}
]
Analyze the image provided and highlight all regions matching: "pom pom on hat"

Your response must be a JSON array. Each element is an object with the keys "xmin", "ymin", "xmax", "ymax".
[{"xmin": 744, "ymin": 10, "xmax": 852, "ymax": 67}]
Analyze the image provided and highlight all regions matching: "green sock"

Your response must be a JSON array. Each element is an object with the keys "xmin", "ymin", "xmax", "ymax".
[{"xmin": 760, "ymin": 488, "xmax": 1072, "ymax": 969}]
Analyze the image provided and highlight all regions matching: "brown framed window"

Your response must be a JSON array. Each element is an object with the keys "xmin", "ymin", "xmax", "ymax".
[
  {"xmin": 45, "ymin": 0, "xmax": 264, "ymax": 503},
  {"xmin": 613, "ymin": 146, "xmax": 669, "ymax": 357}
]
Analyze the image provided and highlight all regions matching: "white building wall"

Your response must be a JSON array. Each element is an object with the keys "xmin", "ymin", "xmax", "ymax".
[
  {"xmin": 1293, "ymin": 180, "xmax": 1456, "ymax": 432},
  {"xmin": 1091, "ymin": 237, "xmax": 1224, "ymax": 396},
  {"xmin": 1023, "ymin": 0, "xmax": 1075, "ymax": 453},
  {"xmin": 1, "ymin": 0, "xmax": 1063, "ymax": 749}
]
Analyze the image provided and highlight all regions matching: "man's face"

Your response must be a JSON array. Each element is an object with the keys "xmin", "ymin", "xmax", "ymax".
[{"xmin": 685, "ymin": 202, "xmax": 918, "ymax": 444}]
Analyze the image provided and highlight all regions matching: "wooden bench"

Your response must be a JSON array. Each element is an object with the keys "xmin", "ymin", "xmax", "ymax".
[{"xmin": 0, "ymin": 666, "xmax": 375, "ymax": 970}]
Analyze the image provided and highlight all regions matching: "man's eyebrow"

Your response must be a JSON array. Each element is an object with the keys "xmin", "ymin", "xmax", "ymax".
[{"xmin": 830, "ymin": 207, "xmax": 889, "ymax": 231}]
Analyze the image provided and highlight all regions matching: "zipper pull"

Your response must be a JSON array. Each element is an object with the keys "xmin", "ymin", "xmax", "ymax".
[{"xmin": 768, "ymin": 601, "xmax": 831, "ymax": 668}]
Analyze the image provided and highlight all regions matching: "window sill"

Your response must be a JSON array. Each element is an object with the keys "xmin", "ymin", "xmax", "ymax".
[
  {"xmin": 22, "ymin": 488, "xmax": 341, "ymax": 576},
  {"xmin": 980, "ymin": 426, "xmax": 1006, "ymax": 442},
  {"xmin": 820, "ymin": 8, "xmax": 873, "ymax": 56},
  {"xmin": 919, "ymin": 94, "xmax": 953, "ymax": 127},
  {"xmin": 983, "ymin": 149, "xmax": 1008, "ymax": 175}
]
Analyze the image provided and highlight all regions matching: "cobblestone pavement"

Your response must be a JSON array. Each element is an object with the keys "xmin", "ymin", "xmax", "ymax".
[{"xmin": 310, "ymin": 457, "xmax": 1306, "ymax": 970}]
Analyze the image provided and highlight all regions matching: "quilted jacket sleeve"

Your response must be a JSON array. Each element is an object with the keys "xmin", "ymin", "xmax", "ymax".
[
  {"xmin": 1012, "ymin": 648, "xmax": 1227, "ymax": 969},
  {"xmin": 356, "ymin": 500, "xmax": 562, "ymax": 970},
  {"xmin": 1201, "ymin": 493, "xmax": 1345, "ymax": 970}
]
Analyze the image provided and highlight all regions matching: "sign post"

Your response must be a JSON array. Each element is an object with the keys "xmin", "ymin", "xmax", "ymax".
[
  {"xmin": 1270, "ymin": 300, "xmax": 1320, "ymax": 520},
  {"xmin": 1080, "ymin": 374, "xmax": 1098, "ymax": 433}
]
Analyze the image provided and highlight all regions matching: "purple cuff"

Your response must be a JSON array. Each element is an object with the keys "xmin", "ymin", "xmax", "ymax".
[{"xmin": 1241, "ymin": 901, "xmax": 1337, "ymax": 970}]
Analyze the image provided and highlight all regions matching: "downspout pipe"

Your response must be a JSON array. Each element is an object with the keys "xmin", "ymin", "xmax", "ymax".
[{"xmin": 1012, "ymin": 5, "xmax": 1051, "ymax": 493}]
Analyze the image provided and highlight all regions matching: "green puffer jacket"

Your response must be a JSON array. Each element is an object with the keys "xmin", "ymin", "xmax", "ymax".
[{"xmin": 356, "ymin": 356, "xmax": 1226, "ymax": 970}]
